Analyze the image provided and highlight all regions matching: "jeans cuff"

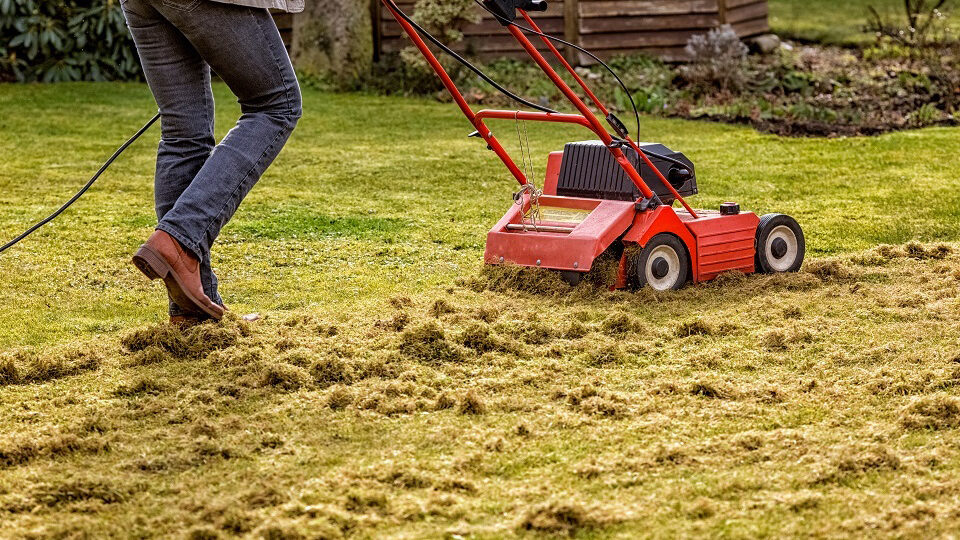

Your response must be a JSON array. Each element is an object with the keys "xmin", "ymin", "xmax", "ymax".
[{"xmin": 156, "ymin": 221, "xmax": 203, "ymax": 261}]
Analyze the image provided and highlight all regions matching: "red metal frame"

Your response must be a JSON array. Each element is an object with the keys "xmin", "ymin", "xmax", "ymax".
[
  {"xmin": 486, "ymin": 195, "xmax": 636, "ymax": 272},
  {"xmin": 383, "ymin": 0, "xmax": 760, "ymax": 287},
  {"xmin": 384, "ymin": 0, "xmax": 661, "ymax": 200},
  {"xmin": 382, "ymin": 0, "xmax": 529, "ymax": 185},
  {"xmin": 517, "ymin": 11, "xmax": 700, "ymax": 219}
]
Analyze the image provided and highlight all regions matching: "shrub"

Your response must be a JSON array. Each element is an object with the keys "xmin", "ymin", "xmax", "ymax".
[
  {"xmin": 0, "ymin": 0, "xmax": 140, "ymax": 82},
  {"xmin": 357, "ymin": 0, "xmax": 478, "ymax": 95},
  {"xmin": 412, "ymin": 0, "xmax": 479, "ymax": 45},
  {"xmin": 681, "ymin": 25, "xmax": 749, "ymax": 92}
]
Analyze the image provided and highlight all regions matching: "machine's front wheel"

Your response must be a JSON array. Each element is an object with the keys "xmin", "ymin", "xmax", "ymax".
[
  {"xmin": 755, "ymin": 214, "xmax": 805, "ymax": 273},
  {"xmin": 631, "ymin": 234, "xmax": 690, "ymax": 291}
]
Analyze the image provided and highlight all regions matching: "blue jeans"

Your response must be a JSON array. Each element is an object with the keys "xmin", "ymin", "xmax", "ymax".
[{"xmin": 120, "ymin": 0, "xmax": 302, "ymax": 315}]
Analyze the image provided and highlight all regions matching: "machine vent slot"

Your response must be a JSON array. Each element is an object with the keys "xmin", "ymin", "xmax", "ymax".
[{"xmin": 555, "ymin": 140, "xmax": 698, "ymax": 203}]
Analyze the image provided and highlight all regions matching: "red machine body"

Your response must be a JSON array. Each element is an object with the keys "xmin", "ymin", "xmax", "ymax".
[
  {"xmin": 384, "ymin": 0, "xmax": 804, "ymax": 289},
  {"xmin": 485, "ymin": 157, "xmax": 761, "ymax": 286}
]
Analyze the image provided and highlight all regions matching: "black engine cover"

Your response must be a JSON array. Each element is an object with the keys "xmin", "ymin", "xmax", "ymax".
[{"xmin": 555, "ymin": 140, "xmax": 698, "ymax": 204}]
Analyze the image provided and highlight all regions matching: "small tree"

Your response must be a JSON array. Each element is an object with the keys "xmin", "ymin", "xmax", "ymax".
[
  {"xmin": 867, "ymin": 0, "xmax": 952, "ymax": 46},
  {"xmin": 866, "ymin": 1, "xmax": 958, "ymax": 114}
]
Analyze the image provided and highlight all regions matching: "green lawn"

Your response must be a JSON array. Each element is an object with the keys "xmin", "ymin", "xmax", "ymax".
[
  {"xmin": 1, "ymin": 84, "xmax": 960, "ymax": 538},
  {"xmin": 2, "ymin": 83, "xmax": 959, "ymax": 348},
  {"xmin": 769, "ymin": 0, "xmax": 958, "ymax": 45}
]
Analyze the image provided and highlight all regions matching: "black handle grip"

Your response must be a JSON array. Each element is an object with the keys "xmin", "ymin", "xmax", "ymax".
[
  {"xmin": 522, "ymin": 0, "xmax": 548, "ymax": 12},
  {"xmin": 485, "ymin": 0, "xmax": 548, "ymax": 23}
]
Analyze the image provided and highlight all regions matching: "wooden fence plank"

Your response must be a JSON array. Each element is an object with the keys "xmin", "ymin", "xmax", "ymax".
[
  {"xmin": 581, "ymin": 29, "xmax": 715, "ymax": 49},
  {"xmin": 726, "ymin": 0, "xmax": 761, "ymax": 8},
  {"xmin": 371, "ymin": 0, "xmax": 382, "ymax": 61},
  {"xmin": 730, "ymin": 16, "xmax": 768, "ymax": 36},
  {"xmin": 728, "ymin": 1, "xmax": 767, "ymax": 24},
  {"xmin": 564, "ymin": 0, "xmax": 580, "ymax": 63},
  {"xmin": 580, "ymin": 13, "xmax": 720, "ymax": 33},
  {"xmin": 381, "ymin": 17, "xmax": 565, "ymax": 38},
  {"xmin": 580, "ymin": 0, "xmax": 717, "ymax": 17}
]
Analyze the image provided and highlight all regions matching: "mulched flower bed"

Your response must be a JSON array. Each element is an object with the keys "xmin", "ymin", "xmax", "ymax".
[
  {"xmin": 675, "ymin": 44, "xmax": 960, "ymax": 137},
  {"xmin": 383, "ymin": 39, "xmax": 960, "ymax": 138}
]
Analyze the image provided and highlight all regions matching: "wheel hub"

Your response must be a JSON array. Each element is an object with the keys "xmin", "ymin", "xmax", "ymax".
[
  {"xmin": 764, "ymin": 225, "xmax": 800, "ymax": 273},
  {"xmin": 651, "ymin": 257, "xmax": 670, "ymax": 279},
  {"xmin": 771, "ymin": 237, "xmax": 788, "ymax": 259},
  {"xmin": 644, "ymin": 244, "xmax": 683, "ymax": 291}
]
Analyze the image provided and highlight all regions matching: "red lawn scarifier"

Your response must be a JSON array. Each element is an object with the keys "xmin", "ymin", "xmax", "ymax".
[{"xmin": 384, "ymin": 0, "xmax": 805, "ymax": 290}]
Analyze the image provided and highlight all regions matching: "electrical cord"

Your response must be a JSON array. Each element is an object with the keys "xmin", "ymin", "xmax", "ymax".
[
  {"xmin": 473, "ymin": 0, "xmax": 695, "ymax": 174},
  {"xmin": 473, "ymin": 0, "xmax": 640, "ymax": 137},
  {"xmin": 389, "ymin": 0, "xmax": 692, "ymax": 173},
  {"xmin": 384, "ymin": 0, "xmax": 558, "ymax": 114},
  {"xmin": 0, "ymin": 3, "xmax": 688, "ymax": 257},
  {"xmin": 0, "ymin": 112, "xmax": 161, "ymax": 255}
]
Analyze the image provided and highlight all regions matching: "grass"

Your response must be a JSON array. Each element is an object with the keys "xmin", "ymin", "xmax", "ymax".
[
  {"xmin": 769, "ymin": 0, "xmax": 960, "ymax": 45},
  {"xmin": 0, "ymin": 83, "xmax": 960, "ymax": 537}
]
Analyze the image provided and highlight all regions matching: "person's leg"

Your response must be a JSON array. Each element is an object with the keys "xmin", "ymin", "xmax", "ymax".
[
  {"xmin": 119, "ymin": 0, "xmax": 219, "ymax": 316},
  {"xmin": 148, "ymin": 2, "xmax": 302, "ymax": 267}
]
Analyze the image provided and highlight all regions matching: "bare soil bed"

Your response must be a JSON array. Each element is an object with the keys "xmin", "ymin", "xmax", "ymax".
[
  {"xmin": 377, "ymin": 41, "xmax": 960, "ymax": 138},
  {"xmin": 682, "ymin": 44, "xmax": 960, "ymax": 137}
]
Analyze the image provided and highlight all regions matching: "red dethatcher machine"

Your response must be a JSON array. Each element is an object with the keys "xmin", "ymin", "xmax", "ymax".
[{"xmin": 383, "ymin": 0, "xmax": 805, "ymax": 290}]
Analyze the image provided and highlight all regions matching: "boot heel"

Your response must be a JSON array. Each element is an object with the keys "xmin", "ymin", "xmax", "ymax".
[{"xmin": 131, "ymin": 246, "xmax": 166, "ymax": 280}]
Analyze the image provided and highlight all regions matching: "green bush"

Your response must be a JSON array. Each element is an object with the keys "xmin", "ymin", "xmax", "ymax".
[
  {"xmin": 0, "ymin": 0, "xmax": 140, "ymax": 82},
  {"xmin": 411, "ymin": 0, "xmax": 478, "ymax": 45},
  {"xmin": 355, "ymin": 0, "xmax": 478, "ymax": 95}
]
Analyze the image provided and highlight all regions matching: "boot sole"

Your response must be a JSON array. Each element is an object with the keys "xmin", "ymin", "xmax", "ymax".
[{"xmin": 132, "ymin": 245, "xmax": 224, "ymax": 320}]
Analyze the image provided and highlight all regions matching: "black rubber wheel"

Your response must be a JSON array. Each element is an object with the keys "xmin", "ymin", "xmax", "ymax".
[
  {"xmin": 631, "ymin": 233, "xmax": 690, "ymax": 291},
  {"xmin": 755, "ymin": 213, "xmax": 805, "ymax": 274}
]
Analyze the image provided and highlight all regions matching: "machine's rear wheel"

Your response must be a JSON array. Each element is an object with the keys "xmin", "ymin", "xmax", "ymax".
[
  {"xmin": 755, "ymin": 214, "xmax": 805, "ymax": 273},
  {"xmin": 631, "ymin": 234, "xmax": 690, "ymax": 291}
]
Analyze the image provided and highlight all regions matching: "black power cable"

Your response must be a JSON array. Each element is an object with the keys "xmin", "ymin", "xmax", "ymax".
[
  {"xmin": 474, "ymin": 0, "xmax": 695, "ymax": 173},
  {"xmin": 384, "ymin": 0, "xmax": 558, "ymax": 115},
  {"xmin": 0, "ymin": 3, "xmax": 687, "ymax": 257},
  {"xmin": 0, "ymin": 112, "xmax": 161, "ymax": 255},
  {"xmin": 473, "ymin": 0, "xmax": 641, "ymax": 138}
]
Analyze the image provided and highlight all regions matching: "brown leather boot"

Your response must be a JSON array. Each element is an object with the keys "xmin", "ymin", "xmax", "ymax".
[{"xmin": 131, "ymin": 230, "xmax": 225, "ymax": 320}]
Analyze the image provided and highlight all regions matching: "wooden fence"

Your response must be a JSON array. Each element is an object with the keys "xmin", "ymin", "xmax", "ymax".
[
  {"xmin": 376, "ymin": 0, "xmax": 769, "ymax": 62},
  {"xmin": 273, "ymin": 1, "xmax": 769, "ymax": 64}
]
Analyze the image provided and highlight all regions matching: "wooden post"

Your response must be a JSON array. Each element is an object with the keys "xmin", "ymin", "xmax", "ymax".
[
  {"xmin": 563, "ymin": 0, "xmax": 580, "ymax": 65},
  {"xmin": 370, "ymin": 0, "xmax": 382, "ymax": 62},
  {"xmin": 717, "ymin": 0, "xmax": 728, "ymax": 25}
]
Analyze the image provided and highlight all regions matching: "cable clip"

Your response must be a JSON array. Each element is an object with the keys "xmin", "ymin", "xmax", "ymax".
[
  {"xmin": 606, "ymin": 112, "xmax": 629, "ymax": 139},
  {"xmin": 608, "ymin": 139, "xmax": 629, "ymax": 150}
]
